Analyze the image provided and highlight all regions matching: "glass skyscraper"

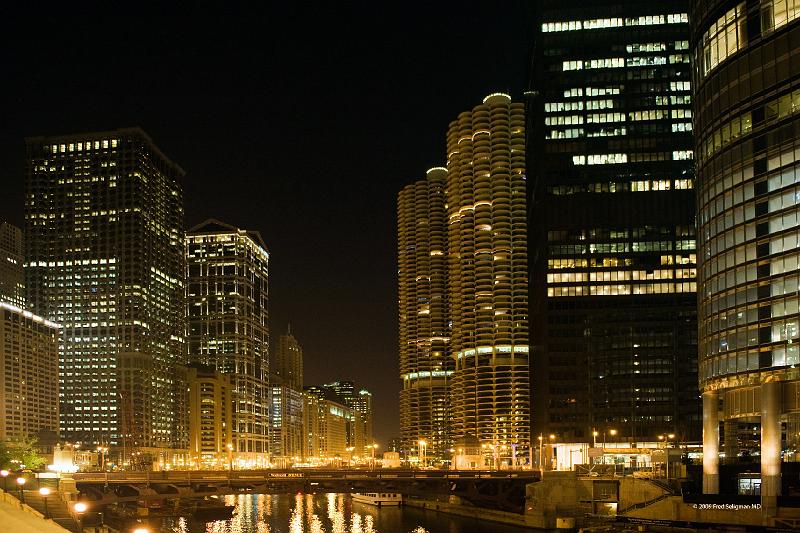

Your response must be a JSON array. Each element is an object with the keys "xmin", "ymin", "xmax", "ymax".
[
  {"xmin": 25, "ymin": 128, "xmax": 187, "ymax": 459},
  {"xmin": 528, "ymin": 1, "xmax": 701, "ymax": 445},
  {"xmin": 692, "ymin": 0, "xmax": 800, "ymax": 518}
]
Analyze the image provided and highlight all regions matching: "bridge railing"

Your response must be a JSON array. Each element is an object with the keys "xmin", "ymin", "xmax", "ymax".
[{"xmin": 73, "ymin": 469, "xmax": 540, "ymax": 483}]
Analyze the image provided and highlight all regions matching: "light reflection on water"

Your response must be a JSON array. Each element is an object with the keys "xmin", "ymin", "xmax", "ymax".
[{"xmin": 163, "ymin": 492, "xmax": 531, "ymax": 533}]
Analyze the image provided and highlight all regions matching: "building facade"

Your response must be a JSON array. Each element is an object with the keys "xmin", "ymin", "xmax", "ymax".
[
  {"xmin": 273, "ymin": 326, "xmax": 303, "ymax": 391},
  {"xmin": 318, "ymin": 381, "xmax": 374, "ymax": 454},
  {"xmin": 186, "ymin": 219, "xmax": 270, "ymax": 466},
  {"xmin": 302, "ymin": 387, "xmax": 349, "ymax": 462},
  {"xmin": 692, "ymin": 0, "xmax": 800, "ymax": 517},
  {"xmin": 0, "ymin": 222, "xmax": 24, "ymax": 307},
  {"xmin": 397, "ymin": 167, "xmax": 453, "ymax": 463},
  {"xmin": 528, "ymin": 1, "xmax": 701, "ymax": 447},
  {"xmin": 270, "ymin": 384, "xmax": 305, "ymax": 464},
  {"xmin": 447, "ymin": 94, "xmax": 530, "ymax": 467},
  {"xmin": 187, "ymin": 364, "xmax": 233, "ymax": 468},
  {"xmin": 0, "ymin": 302, "xmax": 59, "ymax": 442},
  {"xmin": 25, "ymin": 128, "xmax": 187, "ymax": 460}
]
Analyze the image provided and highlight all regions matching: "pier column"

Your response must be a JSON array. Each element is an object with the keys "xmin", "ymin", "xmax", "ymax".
[
  {"xmin": 761, "ymin": 381, "xmax": 782, "ymax": 520},
  {"xmin": 703, "ymin": 390, "xmax": 719, "ymax": 494}
]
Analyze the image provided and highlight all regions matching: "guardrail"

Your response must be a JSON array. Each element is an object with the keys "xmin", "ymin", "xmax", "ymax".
[{"xmin": 73, "ymin": 469, "xmax": 539, "ymax": 484}]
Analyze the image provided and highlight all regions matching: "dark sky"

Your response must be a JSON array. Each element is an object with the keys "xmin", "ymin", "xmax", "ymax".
[{"xmin": 2, "ymin": 3, "xmax": 532, "ymax": 444}]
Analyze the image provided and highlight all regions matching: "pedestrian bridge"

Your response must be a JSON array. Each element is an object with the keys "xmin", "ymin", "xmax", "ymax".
[{"xmin": 72, "ymin": 469, "xmax": 539, "ymax": 514}]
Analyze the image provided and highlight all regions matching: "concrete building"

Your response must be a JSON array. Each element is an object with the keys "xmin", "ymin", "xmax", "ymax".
[
  {"xmin": 273, "ymin": 326, "xmax": 303, "ymax": 391},
  {"xmin": 691, "ymin": 0, "xmax": 800, "ymax": 519},
  {"xmin": 25, "ymin": 128, "xmax": 187, "ymax": 462},
  {"xmin": 0, "ymin": 302, "xmax": 59, "ymax": 442},
  {"xmin": 187, "ymin": 365, "xmax": 233, "ymax": 468},
  {"xmin": 319, "ymin": 381, "xmax": 374, "ymax": 454},
  {"xmin": 528, "ymin": 1, "xmax": 700, "ymax": 447},
  {"xmin": 270, "ymin": 384, "xmax": 305, "ymax": 465},
  {"xmin": 0, "ymin": 222, "xmax": 24, "ymax": 307},
  {"xmin": 397, "ymin": 167, "xmax": 453, "ymax": 463},
  {"xmin": 186, "ymin": 219, "xmax": 271, "ymax": 467},
  {"xmin": 303, "ymin": 387, "xmax": 349, "ymax": 462},
  {"xmin": 447, "ymin": 94, "xmax": 530, "ymax": 467}
]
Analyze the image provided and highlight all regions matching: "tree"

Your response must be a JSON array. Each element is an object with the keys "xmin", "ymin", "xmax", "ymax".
[{"xmin": 0, "ymin": 438, "xmax": 47, "ymax": 470}]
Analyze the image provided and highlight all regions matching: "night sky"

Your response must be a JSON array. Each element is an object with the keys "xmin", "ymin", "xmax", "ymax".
[{"xmin": 2, "ymin": 3, "xmax": 532, "ymax": 444}]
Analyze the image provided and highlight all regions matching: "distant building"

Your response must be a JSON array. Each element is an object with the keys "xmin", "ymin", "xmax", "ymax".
[
  {"xmin": 691, "ymin": 0, "xmax": 800, "ymax": 518},
  {"xmin": 270, "ymin": 384, "xmax": 305, "ymax": 465},
  {"xmin": 397, "ymin": 167, "xmax": 453, "ymax": 463},
  {"xmin": 187, "ymin": 219, "xmax": 270, "ymax": 467},
  {"xmin": 0, "ymin": 302, "xmax": 59, "ymax": 442},
  {"xmin": 528, "ymin": 1, "xmax": 700, "ymax": 445},
  {"xmin": 187, "ymin": 365, "xmax": 233, "ymax": 468},
  {"xmin": 0, "ymin": 222, "xmax": 24, "ymax": 307},
  {"xmin": 25, "ymin": 128, "xmax": 187, "ymax": 460},
  {"xmin": 303, "ymin": 387, "xmax": 349, "ymax": 461},
  {"xmin": 273, "ymin": 325, "xmax": 303, "ymax": 391},
  {"xmin": 319, "ymin": 381, "xmax": 374, "ymax": 453}
]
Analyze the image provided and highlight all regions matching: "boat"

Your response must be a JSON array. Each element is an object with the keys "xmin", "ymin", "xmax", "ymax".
[
  {"xmin": 189, "ymin": 497, "xmax": 235, "ymax": 521},
  {"xmin": 351, "ymin": 492, "xmax": 402, "ymax": 507}
]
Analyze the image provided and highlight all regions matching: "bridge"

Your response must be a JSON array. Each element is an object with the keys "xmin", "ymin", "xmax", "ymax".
[{"xmin": 72, "ymin": 469, "xmax": 540, "ymax": 514}]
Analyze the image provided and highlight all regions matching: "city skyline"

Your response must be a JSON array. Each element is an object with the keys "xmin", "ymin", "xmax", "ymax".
[{"xmin": 1, "ymin": 3, "xmax": 534, "ymax": 445}]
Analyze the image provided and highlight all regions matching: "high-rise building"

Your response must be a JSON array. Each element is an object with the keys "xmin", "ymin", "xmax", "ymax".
[
  {"xmin": 186, "ymin": 219, "xmax": 270, "ymax": 466},
  {"xmin": 0, "ymin": 222, "xmax": 24, "ymax": 307},
  {"xmin": 397, "ymin": 167, "xmax": 453, "ymax": 462},
  {"xmin": 269, "ymin": 384, "xmax": 305, "ymax": 465},
  {"xmin": 319, "ymin": 381, "xmax": 374, "ymax": 453},
  {"xmin": 25, "ymin": 128, "xmax": 187, "ymax": 459},
  {"xmin": 273, "ymin": 325, "xmax": 303, "ymax": 391},
  {"xmin": 692, "ymin": 0, "xmax": 800, "ymax": 516},
  {"xmin": 302, "ymin": 387, "xmax": 349, "ymax": 461},
  {"xmin": 528, "ymin": 2, "xmax": 701, "ymax": 446},
  {"xmin": 447, "ymin": 94, "xmax": 530, "ymax": 467},
  {"xmin": 0, "ymin": 302, "xmax": 59, "ymax": 442},
  {"xmin": 187, "ymin": 364, "xmax": 234, "ymax": 468}
]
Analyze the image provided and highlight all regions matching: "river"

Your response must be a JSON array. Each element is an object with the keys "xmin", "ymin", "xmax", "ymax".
[{"xmin": 162, "ymin": 493, "xmax": 532, "ymax": 533}]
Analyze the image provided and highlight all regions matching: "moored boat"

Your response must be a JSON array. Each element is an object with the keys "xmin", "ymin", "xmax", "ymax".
[{"xmin": 351, "ymin": 492, "xmax": 402, "ymax": 507}]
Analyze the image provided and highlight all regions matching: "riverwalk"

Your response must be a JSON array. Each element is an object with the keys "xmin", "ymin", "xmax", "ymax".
[{"xmin": 0, "ymin": 491, "xmax": 71, "ymax": 533}]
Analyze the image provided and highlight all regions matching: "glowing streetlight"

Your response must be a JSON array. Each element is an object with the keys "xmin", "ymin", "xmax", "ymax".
[
  {"xmin": 418, "ymin": 440, "xmax": 427, "ymax": 469},
  {"xmin": 39, "ymin": 487, "xmax": 51, "ymax": 518},
  {"xmin": 227, "ymin": 443, "xmax": 234, "ymax": 471},
  {"xmin": 73, "ymin": 502, "xmax": 88, "ymax": 531},
  {"xmin": 369, "ymin": 443, "xmax": 379, "ymax": 469},
  {"xmin": 132, "ymin": 528, "xmax": 151, "ymax": 533},
  {"xmin": 16, "ymin": 476, "xmax": 26, "ymax": 504}
]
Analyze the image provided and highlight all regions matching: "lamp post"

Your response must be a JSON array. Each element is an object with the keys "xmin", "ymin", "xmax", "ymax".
[
  {"xmin": 16, "ymin": 476, "xmax": 26, "ymax": 504},
  {"xmin": 73, "ymin": 501, "xmax": 87, "ymax": 532},
  {"xmin": 97, "ymin": 446, "xmax": 108, "ymax": 470},
  {"xmin": 538, "ymin": 434, "xmax": 543, "ymax": 474},
  {"xmin": 658, "ymin": 433, "xmax": 675, "ymax": 479},
  {"xmin": 0, "ymin": 470, "xmax": 8, "ymax": 492},
  {"xmin": 227, "ymin": 443, "xmax": 234, "ymax": 471},
  {"xmin": 549, "ymin": 435, "xmax": 556, "ymax": 471},
  {"xmin": 418, "ymin": 440, "xmax": 427, "ymax": 469},
  {"xmin": 39, "ymin": 487, "xmax": 51, "ymax": 518},
  {"xmin": 369, "ymin": 443, "xmax": 379, "ymax": 470}
]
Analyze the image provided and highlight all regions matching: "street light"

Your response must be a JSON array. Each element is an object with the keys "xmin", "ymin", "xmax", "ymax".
[
  {"xmin": 74, "ymin": 502, "xmax": 87, "ymax": 532},
  {"xmin": 133, "ymin": 528, "xmax": 151, "ymax": 533},
  {"xmin": 537, "ymin": 434, "xmax": 544, "ymax": 474},
  {"xmin": 369, "ymin": 443, "xmax": 379, "ymax": 469},
  {"xmin": 97, "ymin": 446, "xmax": 108, "ymax": 470},
  {"xmin": 227, "ymin": 443, "xmax": 234, "ymax": 471},
  {"xmin": 549, "ymin": 435, "xmax": 556, "ymax": 471},
  {"xmin": 0, "ymin": 470, "xmax": 8, "ymax": 492},
  {"xmin": 418, "ymin": 440, "xmax": 427, "ymax": 469},
  {"xmin": 16, "ymin": 476, "xmax": 26, "ymax": 504},
  {"xmin": 39, "ymin": 487, "xmax": 51, "ymax": 518}
]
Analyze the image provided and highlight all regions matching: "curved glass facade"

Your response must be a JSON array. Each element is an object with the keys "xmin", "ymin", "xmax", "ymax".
[{"xmin": 693, "ymin": 0, "xmax": 800, "ymax": 509}]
